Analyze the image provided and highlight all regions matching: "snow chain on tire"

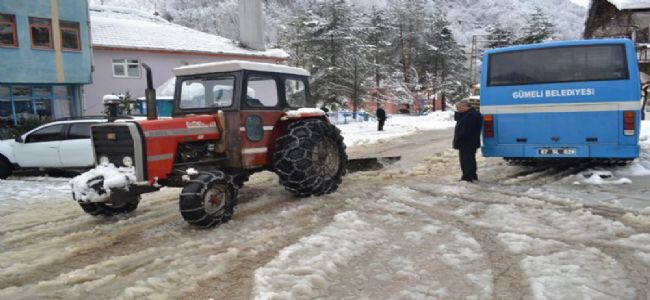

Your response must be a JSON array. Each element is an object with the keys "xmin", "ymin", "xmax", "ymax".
[
  {"xmin": 78, "ymin": 197, "xmax": 140, "ymax": 216},
  {"xmin": 179, "ymin": 171, "xmax": 238, "ymax": 228},
  {"xmin": 273, "ymin": 119, "xmax": 347, "ymax": 197}
]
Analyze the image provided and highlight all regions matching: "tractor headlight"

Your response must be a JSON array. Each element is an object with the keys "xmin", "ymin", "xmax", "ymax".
[
  {"xmin": 99, "ymin": 156, "xmax": 110, "ymax": 165},
  {"xmin": 122, "ymin": 156, "xmax": 133, "ymax": 167}
]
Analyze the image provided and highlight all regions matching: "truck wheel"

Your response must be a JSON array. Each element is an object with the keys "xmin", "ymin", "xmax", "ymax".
[
  {"xmin": 0, "ymin": 157, "xmax": 12, "ymax": 179},
  {"xmin": 179, "ymin": 172, "xmax": 238, "ymax": 228},
  {"xmin": 78, "ymin": 196, "xmax": 140, "ymax": 216},
  {"xmin": 273, "ymin": 119, "xmax": 347, "ymax": 197}
]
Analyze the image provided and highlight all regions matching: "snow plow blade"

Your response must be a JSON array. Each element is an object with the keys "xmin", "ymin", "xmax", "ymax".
[{"xmin": 346, "ymin": 156, "xmax": 401, "ymax": 173}]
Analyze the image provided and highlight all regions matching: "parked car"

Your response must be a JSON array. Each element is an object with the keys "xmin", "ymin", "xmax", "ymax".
[{"xmin": 0, "ymin": 117, "xmax": 125, "ymax": 179}]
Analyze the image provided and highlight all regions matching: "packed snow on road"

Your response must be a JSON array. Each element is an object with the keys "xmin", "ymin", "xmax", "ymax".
[{"xmin": 1, "ymin": 114, "xmax": 649, "ymax": 299}]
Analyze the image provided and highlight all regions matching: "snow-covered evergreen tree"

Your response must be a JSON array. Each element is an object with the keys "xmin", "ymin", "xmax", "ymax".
[
  {"xmin": 286, "ymin": 0, "xmax": 372, "ymax": 113},
  {"xmin": 517, "ymin": 7, "xmax": 556, "ymax": 44},
  {"xmin": 485, "ymin": 24, "xmax": 516, "ymax": 48},
  {"xmin": 418, "ymin": 14, "xmax": 467, "ymax": 103},
  {"xmin": 361, "ymin": 6, "xmax": 392, "ymax": 91}
]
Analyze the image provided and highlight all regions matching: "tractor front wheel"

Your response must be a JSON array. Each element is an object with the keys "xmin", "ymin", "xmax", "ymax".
[
  {"xmin": 179, "ymin": 172, "xmax": 238, "ymax": 228},
  {"xmin": 78, "ymin": 196, "xmax": 140, "ymax": 216},
  {"xmin": 273, "ymin": 119, "xmax": 347, "ymax": 197}
]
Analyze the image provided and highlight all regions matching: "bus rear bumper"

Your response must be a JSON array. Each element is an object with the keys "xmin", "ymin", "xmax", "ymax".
[{"xmin": 481, "ymin": 144, "xmax": 639, "ymax": 159}]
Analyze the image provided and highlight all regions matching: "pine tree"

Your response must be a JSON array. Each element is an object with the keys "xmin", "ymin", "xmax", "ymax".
[
  {"xmin": 518, "ymin": 7, "xmax": 556, "ymax": 44},
  {"xmin": 287, "ymin": 0, "xmax": 372, "ymax": 113},
  {"xmin": 388, "ymin": 0, "xmax": 428, "ymax": 110},
  {"xmin": 362, "ymin": 7, "xmax": 392, "ymax": 90},
  {"xmin": 418, "ymin": 14, "xmax": 467, "ymax": 106},
  {"xmin": 486, "ymin": 24, "xmax": 515, "ymax": 48}
]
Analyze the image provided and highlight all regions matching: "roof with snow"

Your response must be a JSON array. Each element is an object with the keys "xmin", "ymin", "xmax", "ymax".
[
  {"xmin": 607, "ymin": 0, "xmax": 650, "ymax": 10},
  {"xmin": 89, "ymin": 6, "xmax": 288, "ymax": 59},
  {"xmin": 173, "ymin": 60, "xmax": 310, "ymax": 77}
]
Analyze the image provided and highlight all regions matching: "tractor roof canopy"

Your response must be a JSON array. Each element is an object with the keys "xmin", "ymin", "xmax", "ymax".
[{"xmin": 173, "ymin": 60, "xmax": 310, "ymax": 77}]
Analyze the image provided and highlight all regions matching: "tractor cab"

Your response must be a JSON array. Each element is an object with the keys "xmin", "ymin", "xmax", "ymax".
[{"xmin": 171, "ymin": 61, "xmax": 320, "ymax": 169}]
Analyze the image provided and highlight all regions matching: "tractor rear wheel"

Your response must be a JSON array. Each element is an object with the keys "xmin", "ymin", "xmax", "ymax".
[
  {"xmin": 78, "ymin": 196, "xmax": 140, "ymax": 216},
  {"xmin": 179, "ymin": 171, "xmax": 238, "ymax": 228},
  {"xmin": 273, "ymin": 119, "xmax": 347, "ymax": 197}
]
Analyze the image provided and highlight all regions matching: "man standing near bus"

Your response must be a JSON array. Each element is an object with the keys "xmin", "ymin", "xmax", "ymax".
[{"xmin": 453, "ymin": 101, "xmax": 482, "ymax": 182}]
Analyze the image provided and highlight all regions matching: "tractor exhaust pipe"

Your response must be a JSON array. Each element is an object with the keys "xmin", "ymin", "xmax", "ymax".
[{"xmin": 141, "ymin": 63, "xmax": 157, "ymax": 120}]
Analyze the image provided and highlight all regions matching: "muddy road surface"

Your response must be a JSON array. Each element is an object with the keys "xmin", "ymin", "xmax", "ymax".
[{"xmin": 1, "ymin": 129, "xmax": 649, "ymax": 300}]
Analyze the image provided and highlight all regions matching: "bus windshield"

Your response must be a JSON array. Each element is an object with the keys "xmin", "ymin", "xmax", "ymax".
[{"xmin": 488, "ymin": 44, "xmax": 629, "ymax": 86}]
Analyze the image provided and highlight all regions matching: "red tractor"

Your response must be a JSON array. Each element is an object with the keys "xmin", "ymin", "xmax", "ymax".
[{"xmin": 71, "ymin": 61, "xmax": 347, "ymax": 228}]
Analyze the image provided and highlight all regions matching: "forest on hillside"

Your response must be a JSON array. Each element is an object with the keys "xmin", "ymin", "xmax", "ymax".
[{"xmin": 91, "ymin": 0, "xmax": 587, "ymax": 111}]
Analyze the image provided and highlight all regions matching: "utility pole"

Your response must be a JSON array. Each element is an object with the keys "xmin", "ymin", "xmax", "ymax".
[{"xmin": 468, "ymin": 34, "xmax": 512, "ymax": 86}]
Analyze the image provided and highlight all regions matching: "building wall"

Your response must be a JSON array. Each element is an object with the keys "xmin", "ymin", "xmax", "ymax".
[
  {"xmin": 0, "ymin": 0, "xmax": 92, "ymax": 84},
  {"xmin": 83, "ymin": 49, "xmax": 277, "ymax": 115},
  {"xmin": 0, "ymin": 0, "xmax": 91, "ymax": 125}
]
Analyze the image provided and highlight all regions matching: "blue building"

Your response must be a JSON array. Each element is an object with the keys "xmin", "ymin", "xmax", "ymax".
[{"xmin": 0, "ymin": 0, "xmax": 92, "ymax": 126}]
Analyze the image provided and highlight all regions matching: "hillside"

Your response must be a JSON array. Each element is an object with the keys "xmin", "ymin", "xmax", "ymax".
[{"xmin": 89, "ymin": 0, "xmax": 588, "ymax": 49}]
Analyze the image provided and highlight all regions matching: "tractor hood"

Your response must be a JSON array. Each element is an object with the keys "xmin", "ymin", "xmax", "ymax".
[
  {"xmin": 135, "ymin": 115, "xmax": 222, "ymax": 182},
  {"xmin": 137, "ymin": 115, "xmax": 221, "ymax": 139}
]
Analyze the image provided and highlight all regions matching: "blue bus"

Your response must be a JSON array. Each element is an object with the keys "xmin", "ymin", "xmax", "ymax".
[{"xmin": 480, "ymin": 39, "xmax": 642, "ymax": 161}]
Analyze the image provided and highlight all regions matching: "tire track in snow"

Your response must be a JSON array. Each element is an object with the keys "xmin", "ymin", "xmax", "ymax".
[
  {"xmin": 408, "ymin": 182, "xmax": 650, "ymax": 299},
  {"xmin": 0, "ymin": 173, "xmax": 349, "ymax": 299},
  {"xmin": 381, "ymin": 184, "xmax": 534, "ymax": 300},
  {"xmin": 0, "ymin": 193, "xmax": 177, "ymax": 251}
]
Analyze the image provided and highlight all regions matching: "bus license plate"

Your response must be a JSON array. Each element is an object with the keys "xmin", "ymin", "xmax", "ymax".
[{"xmin": 538, "ymin": 148, "xmax": 576, "ymax": 155}]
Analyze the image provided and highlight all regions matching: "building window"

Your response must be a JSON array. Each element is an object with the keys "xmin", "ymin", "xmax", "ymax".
[
  {"xmin": 112, "ymin": 59, "xmax": 140, "ymax": 78},
  {"xmin": 33, "ymin": 86, "xmax": 53, "ymax": 121},
  {"xmin": 60, "ymin": 21, "xmax": 80, "ymax": 51},
  {"xmin": 12, "ymin": 85, "xmax": 34, "ymax": 123},
  {"xmin": 0, "ymin": 86, "xmax": 11, "ymax": 124},
  {"xmin": 53, "ymin": 85, "xmax": 72, "ymax": 118},
  {"xmin": 0, "ymin": 13, "xmax": 18, "ymax": 47},
  {"xmin": 29, "ymin": 17, "xmax": 53, "ymax": 49},
  {"xmin": 1, "ymin": 84, "xmax": 74, "ymax": 126}
]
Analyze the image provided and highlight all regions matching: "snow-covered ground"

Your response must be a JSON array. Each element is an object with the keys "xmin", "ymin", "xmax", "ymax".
[
  {"xmin": 337, "ymin": 111, "xmax": 455, "ymax": 146},
  {"xmin": 0, "ymin": 117, "xmax": 649, "ymax": 299}
]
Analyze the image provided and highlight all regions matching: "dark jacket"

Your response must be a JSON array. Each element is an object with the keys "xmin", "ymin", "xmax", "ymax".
[
  {"xmin": 376, "ymin": 108, "xmax": 387, "ymax": 121},
  {"xmin": 453, "ymin": 108, "xmax": 482, "ymax": 150}
]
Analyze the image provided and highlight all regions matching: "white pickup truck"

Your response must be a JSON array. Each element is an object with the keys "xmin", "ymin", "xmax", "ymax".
[{"xmin": 0, "ymin": 119, "xmax": 106, "ymax": 179}]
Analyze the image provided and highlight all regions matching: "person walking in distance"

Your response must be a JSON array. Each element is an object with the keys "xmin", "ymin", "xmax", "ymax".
[
  {"xmin": 376, "ymin": 106, "xmax": 387, "ymax": 131},
  {"xmin": 453, "ymin": 100, "xmax": 482, "ymax": 182}
]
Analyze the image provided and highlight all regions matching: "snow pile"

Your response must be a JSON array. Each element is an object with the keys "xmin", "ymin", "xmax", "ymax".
[
  {"xmin": 573, "ymin": 121, "xmax": 650, "ymax": 183},
  {"xmin": 337, "ymin": 111, "xmax": 455, "ymax": 146},
  {"xmin": 576, "ymin": 171, "xmax": 632, "ymax": 185},
  {"xmin": 437, "ymin": 230, "xmax": 493, "ymax": 297},
  {"xmin": 474, "ymin": 204, "xmax": 632, "ymax": 240},
  {"xmin": 523, "ymin": 248, "xmax": 635, "ymax": 299},
  {"xmin": 253, "ymin": 211, "xmax": 385, "ymax": 299},
  {"xmin": 613, "ymin": 234, "xmax": 650, "ymax": 266},
  {"xmin": 497, "ymin": 233, "xmax": 636, "ymax": 299},
  {"xmin": 70, "ymin": 163, "xmax": 137, "ymax": 202}
]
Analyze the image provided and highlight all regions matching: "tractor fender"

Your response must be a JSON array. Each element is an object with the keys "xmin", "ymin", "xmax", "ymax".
[
  {"xmin": 281, "ymin": 108, "xmax": 327, "ymax": 121},
  {"xmin": 270, "ymin": 110, "xmax": 331, "ymax": 158}
]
